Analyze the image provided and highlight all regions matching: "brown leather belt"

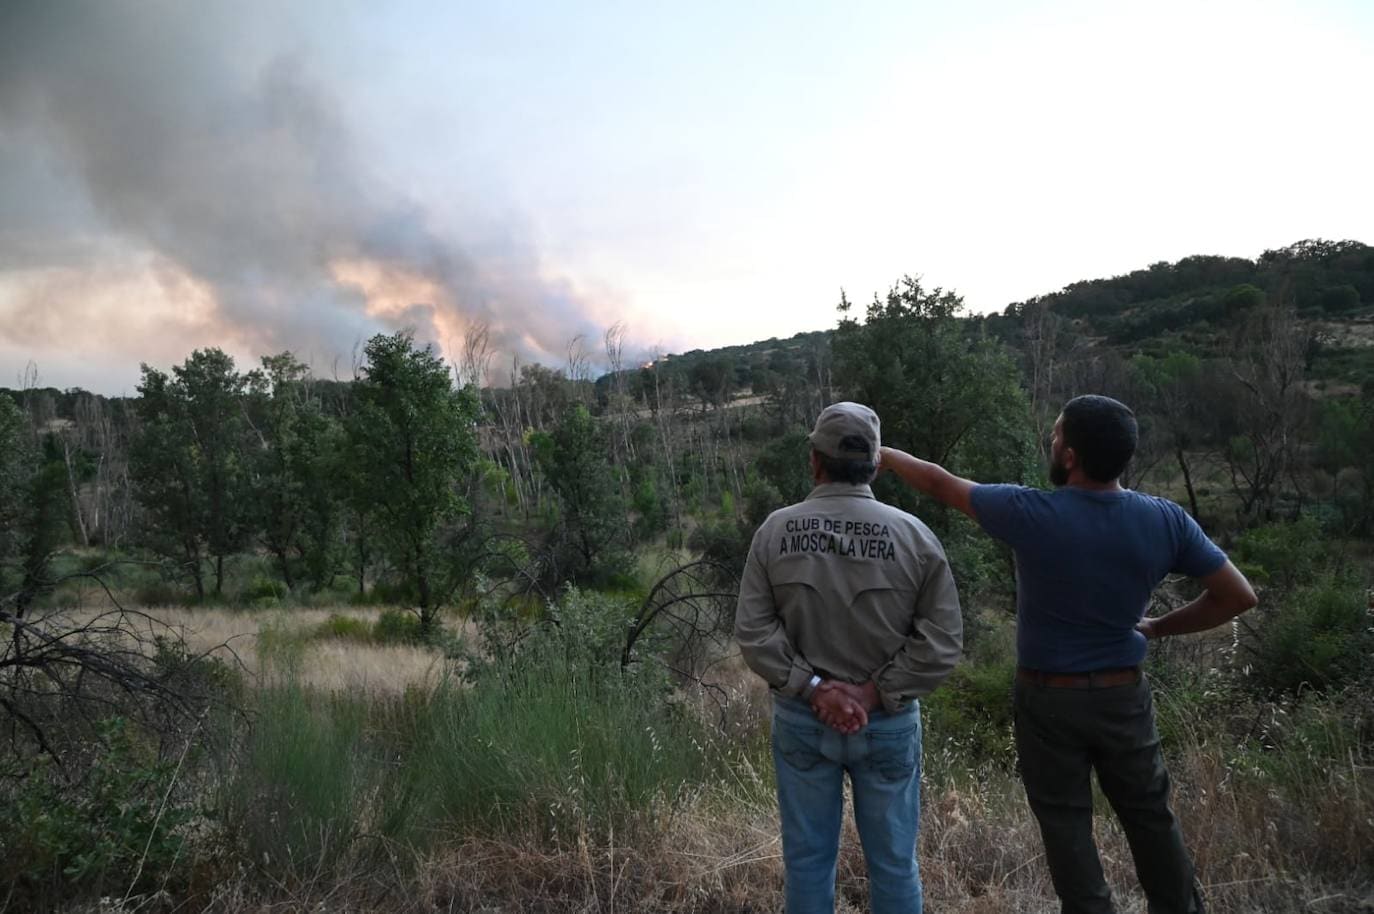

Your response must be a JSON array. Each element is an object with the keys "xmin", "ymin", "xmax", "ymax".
[{"xmin": 1016, "ymin": 666, "xmax": 1141, "ymax": 689}]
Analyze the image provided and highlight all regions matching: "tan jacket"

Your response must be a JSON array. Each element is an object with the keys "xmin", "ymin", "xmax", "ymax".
[{"xmin": 734, "ymin": 482, "xmax": 963, "ymax": 713}]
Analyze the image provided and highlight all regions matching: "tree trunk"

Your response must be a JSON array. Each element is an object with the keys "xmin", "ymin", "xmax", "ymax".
[
  {"xmin": 416, "ymin": 542, "xmax": 434, "ymax": 638},
  {"xmin": 355, "ymin": 524, "xmax": 368, "ymax": 595},
  {"xmin": 61, "ymin": 438, "xmax": 90, "ymax": 547},
  {"xmin": 187, "ymin": 546, "xmax": 205, "ymax": 602},
  {"xmin": 275, "ymin": 547, "xmax": 295, "ymax": 591},
  {"xmin": 1176, "ymin": 445, "xmax": 1200, "ymax": 520}
]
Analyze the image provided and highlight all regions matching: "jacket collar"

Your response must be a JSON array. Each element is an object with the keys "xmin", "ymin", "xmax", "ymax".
[{"xmin": 805, "ymin": 482, "xmax": 876, "ymax": 501}]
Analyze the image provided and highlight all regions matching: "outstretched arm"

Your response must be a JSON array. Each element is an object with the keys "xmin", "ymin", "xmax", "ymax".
[
  {"xmin": 1138, "ymin": 560, "xmax": 1258, "ymax": 639},
  {"xmin": 879, "ymin": 446, "xmax": 978, "ymax": 519}
]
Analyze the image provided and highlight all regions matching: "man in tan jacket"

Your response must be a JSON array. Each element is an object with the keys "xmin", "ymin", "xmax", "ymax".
[{"xmin": 735, "ymin": 401, "xmax": 963, "ymax": 914}]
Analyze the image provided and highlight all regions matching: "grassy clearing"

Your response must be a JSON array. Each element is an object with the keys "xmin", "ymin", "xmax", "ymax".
[{"xmin": 46, "ymin": 605, "xmax": 457, "ymax": 695}]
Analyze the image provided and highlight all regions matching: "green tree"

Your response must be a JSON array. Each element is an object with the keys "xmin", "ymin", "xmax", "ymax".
[
  {"xmin": 0, "ymin": 401, "xmax": 70, "ymax": 614},
  {"xmin": 14, "ymin": 434, "xmax": 72, "ymax": 614},
  {"xmin": 1317, "ymin": 396, "xmax": 1374, "ymax": 535},
  {"xmin": 0, "ymin": 397, "xmax": 33, "ymax": 600},
  {"xmin": 245, "ymin": 353, "xmax": 342, "ymax": 591},
  {"xmin": 293, "ymin": 409, "xmax": 346, "ymax": 590},
  {"xmin": 132, "ymin": 349, "xmax": 253, "ymax": 599},
  {"xmin": 347, "ymin": 332, "xmax": 480, "ymax": 636},
  {"xmin": 1317, "ymin": 284, "xmax": 1360, "ymax": 314},
  {"xmin": 1131, "ymin": 352, "xmax": 1210, "ymax": 520},
  {"xmin": 531, "ymin": 405, "xmax": 631, "ymax": 587},
  {"xmin": 688, "ymin": 357, "xmax": 735, "ymax": 414},
  {"xmin": 1222, "ymin": 283, "xmax": 1265, "ymax": 316},
  {"xmin": 832, "ymin": 276, "xmax": 1035, "ymax": 530}
]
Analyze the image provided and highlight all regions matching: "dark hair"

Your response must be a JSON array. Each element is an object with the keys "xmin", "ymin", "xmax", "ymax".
[
  {"xmin": 1060, "ymin": 395, "xmax": 1138, "ymax": 482},
  {"xmin": 814, "ymin": 435, "xmax": 878, "ymax": 485}
]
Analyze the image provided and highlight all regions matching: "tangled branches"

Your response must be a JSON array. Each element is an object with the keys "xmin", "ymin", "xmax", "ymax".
[
  {"xmin": 622, "ymin": 559, "xmax": 740, "ymax": 724},
  {"xmin": 0, "ymin": 566, "xmax": 237, "ymax": 780}
]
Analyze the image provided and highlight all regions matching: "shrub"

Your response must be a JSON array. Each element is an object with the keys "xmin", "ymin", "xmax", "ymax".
[
  {"xmin": 0, "ymin": 718, "xmax": 196, "ymax": 907},
  {"xmin": 373, "ymin": 608, "xmax": 424, "ymax": 645},
  {"xmin": 421, "ymin": 588, "xmax": 724, "ymax": 837},
  {"xmin": 922, "ymin": 648, "xmax": 1017, "ymax": 772},
  {"xmin": 240, "ymin": 573, "xmax": 287, "ymax": 607},
  {"xmin": 152, "ymin": 634, "xmax": 245, "ymax": 703},
  {"xmin": 1242, "ymin": 579, "xmax": 1372, "ymax": 697},
  {"xmin": 687, "ymin": 517, "xmax": 751, "ymax": 577},
  {"xmin": 316, "ymin": 613, "xmax": 373, "ymax": 642},
  {"xmin": 1232, "ymin": 516, "xmax": 1324, "ymax": 590}
]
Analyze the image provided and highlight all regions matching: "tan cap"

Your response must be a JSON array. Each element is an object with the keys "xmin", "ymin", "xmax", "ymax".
[{"xmin": 809, "ymin": 401, "xmax": 880, "ymax": 462}]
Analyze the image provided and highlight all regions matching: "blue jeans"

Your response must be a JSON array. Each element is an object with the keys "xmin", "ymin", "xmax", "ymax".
[{"xmin": 771, "ymin": 694, "xmax": 923, "ymax": 914}]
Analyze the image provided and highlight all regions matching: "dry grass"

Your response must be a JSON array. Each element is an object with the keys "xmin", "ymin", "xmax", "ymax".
[
  {"xmin": 56, "ymin": 605, "xmax": 461, "ymax": 695},
  {"xmin": 406, "ymin": 754, "xmax": 1374, "ymax": 914},
  {"xmin": 96, "ymin": 756, "xmax": 1371, "ymax": 914},
  {"xmin": 39, "ymin": 605, "xmax": 1374, "ymax": 913}
]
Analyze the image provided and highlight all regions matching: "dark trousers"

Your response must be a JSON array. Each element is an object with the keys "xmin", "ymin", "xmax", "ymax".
[{"xmin": 1014, "ymin": 675, "xmax": 1204, "ymax": 914}]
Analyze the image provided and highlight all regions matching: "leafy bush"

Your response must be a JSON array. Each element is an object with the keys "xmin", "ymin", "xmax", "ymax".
[
  {"xmin": 152, "ymin": 634, "xmax": 245, "ymax": 702},
  {"xmin": 373, "ymin": 608, "xmax": 424, "ymax": 645},
  {"xmin": 687, "ymin": 517, "xmax": 751, "ymax": 577},
  {"xmin": 316, "ymin": 613, "xmax": 373, "ymax": 642},
  {"xmin": 922, "ymin": 631, "xmax": 1017, "ymax": 769},
  {"xmin": 240, "ymin": 573, "xmax": 287, "ymax": 607},
  {"xmin": 1243, "ymin": 579, "xmax": 1372, "ymax": 697},
  {"xmin": 0, "ymin": 718, "xmax": 196, "ymax": 906},
  {"xmin": 631, "ymin": 476, "xmax": 669, "ymax": 538},
  {"xmin": 364, "ymin": 578, "xmax": 418, "ymax": 606},
  {"xmin": 1233, "ymin": 516, "xmax": 1324, "ymax": 590}
]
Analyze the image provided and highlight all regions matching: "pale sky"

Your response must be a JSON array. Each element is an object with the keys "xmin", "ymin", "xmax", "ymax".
[{"xmin": 2, "ymin": 0, "xmax": 1372, "ymax": 393}]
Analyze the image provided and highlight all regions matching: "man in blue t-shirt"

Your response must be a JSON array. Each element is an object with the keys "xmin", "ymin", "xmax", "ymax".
[{"xmin": 876, "ymin": 394, "xmax": 1257, "ymax": 914}]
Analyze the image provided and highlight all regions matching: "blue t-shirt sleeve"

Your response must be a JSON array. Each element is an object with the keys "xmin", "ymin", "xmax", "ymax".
[
  {"xmin": 970, "ymin": 484, "xmax": 1038, "ymax": 548},
  {"xmin": 1171, "ymin": 508, "xmax": 1227, "ymax": 578}
]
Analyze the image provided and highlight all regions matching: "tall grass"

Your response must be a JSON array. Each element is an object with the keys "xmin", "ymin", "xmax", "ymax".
[
  {"xmin": 227, "ymin": 682, "xmax": 376, "ymax": 874},
  {"xmin": 220, "ymin": 590, "xmax": 736, "ymax": 889},
  {"xmin": 415, "ymin": 643, "xmax": 725, "ymax": 839},
  {"xmin": 12, "ymin": 584, "xmax": 1374, "ymax": 911}
]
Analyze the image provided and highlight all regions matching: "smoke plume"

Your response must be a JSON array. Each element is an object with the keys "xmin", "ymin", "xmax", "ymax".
[{"xmin": 0, "ymin": 1, "xmax": 608, "ymax": 388}]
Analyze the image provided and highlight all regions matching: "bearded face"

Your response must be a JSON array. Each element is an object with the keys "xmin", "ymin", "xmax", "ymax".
[{"xmin": 1049, "ymin": 451, "xmax": 1070, "ymax": 487}]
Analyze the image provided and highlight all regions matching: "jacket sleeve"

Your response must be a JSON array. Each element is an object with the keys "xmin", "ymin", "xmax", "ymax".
[
  {"xmin": 734, "ymin": 522, "xmax": 815, "ymax": 696},
  {"xmin": 871, "ymin": 545, "xmax": 963, "ymax": 713}
]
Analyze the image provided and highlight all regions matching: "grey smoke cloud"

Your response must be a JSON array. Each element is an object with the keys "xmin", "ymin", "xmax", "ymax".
[{"xmin": 0, "ymin": 1, "xmax": 607, "ymax": 387}]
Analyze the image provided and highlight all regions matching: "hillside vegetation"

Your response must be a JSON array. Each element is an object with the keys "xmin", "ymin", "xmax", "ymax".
[{"xmin": 2, "ymin": 239, "xmax": 1372, "ymax": 912}]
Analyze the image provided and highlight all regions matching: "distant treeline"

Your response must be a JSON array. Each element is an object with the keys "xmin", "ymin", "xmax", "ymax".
[{"xmin": 1, "ymin": 239, "xmax": 1372, "ymax": 619}]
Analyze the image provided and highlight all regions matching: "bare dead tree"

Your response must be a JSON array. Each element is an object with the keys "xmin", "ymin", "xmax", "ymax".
[
  {"xmin": 1220, "ymin": 301, "xmax": 1312, "ymax": 518},
  {"xmin": 603, "ymin": 322, "xmax": 626, "ymax": 381},
  {"xmin": 566, "ymin": 334, "xmax": 592, "ymax": 403},
  {"xmin": 1022, "ymin": 298, "xmax": 1062, "ymax": 463},
  {"xmin": 458, "ymin": 321, "xmax": 495, "ymax": 390},
  {"xmin": 602, "ymin": 322, "xmax": 637, "ymax": 465},
  {"xmin": 646, "ymin": 352, "xmax": 684, "ymax": 530}
]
